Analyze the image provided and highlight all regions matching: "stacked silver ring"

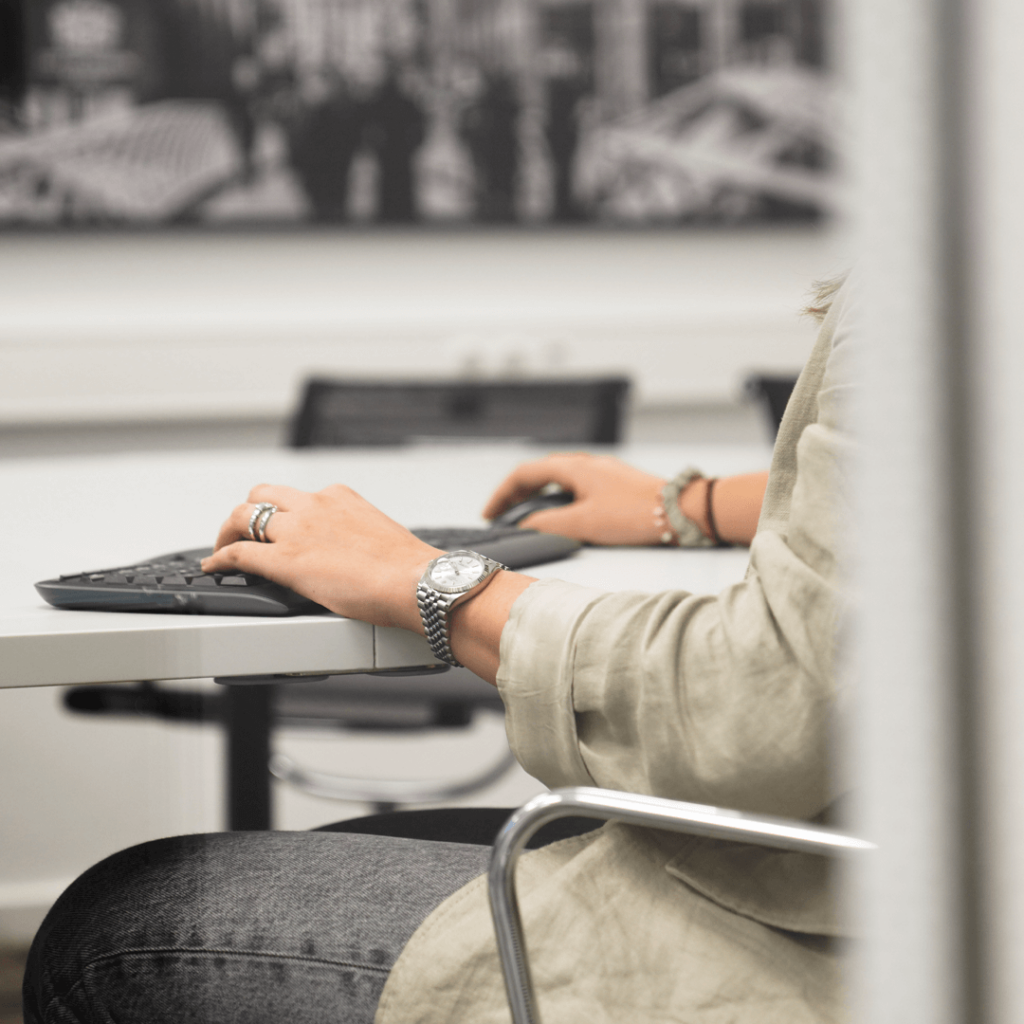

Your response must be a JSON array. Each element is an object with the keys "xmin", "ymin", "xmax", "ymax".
[{"xmin": 248, "ymin": 502, "xmax": 278, "ymax": 543}]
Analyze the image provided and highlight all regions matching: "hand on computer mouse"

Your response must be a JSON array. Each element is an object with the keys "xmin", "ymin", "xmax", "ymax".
[
  {"xmin": 491, "ymin": 488, "xmax": 575, "ymax": 527},
  {"xmin": 483, "ymin": 453, "xmax": 673, "ymax": 546}
]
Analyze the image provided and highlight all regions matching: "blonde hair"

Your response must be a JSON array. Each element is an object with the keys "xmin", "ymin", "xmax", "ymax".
[{"xmin": 803, "ymin": 273, "xmax": 849, "ymax": 322}]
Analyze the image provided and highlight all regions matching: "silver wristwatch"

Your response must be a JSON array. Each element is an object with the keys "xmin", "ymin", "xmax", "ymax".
[{"xmin": 417, "ymin": 550, "xmax": 507, "ymax": 667}]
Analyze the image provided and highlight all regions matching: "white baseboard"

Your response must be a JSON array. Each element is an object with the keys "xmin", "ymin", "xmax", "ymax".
[{"xmin": 0, "ymin": 880, "xmax": 72, "ymax": 943}]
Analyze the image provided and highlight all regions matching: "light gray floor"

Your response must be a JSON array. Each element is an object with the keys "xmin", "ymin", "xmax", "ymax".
[{"xmin": 0, "ymin": 403, "xmax": 770, "ymax": 460}]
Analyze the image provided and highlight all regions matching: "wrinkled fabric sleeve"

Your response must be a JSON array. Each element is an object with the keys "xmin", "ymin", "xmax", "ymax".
[{"xmin": 497, "ymin": 295, "xmax": 857, "ymax": 822}]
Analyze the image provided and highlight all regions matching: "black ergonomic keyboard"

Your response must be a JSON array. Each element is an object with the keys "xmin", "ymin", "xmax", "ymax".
[{"xmin": 35, "ymin": 526, "xmax": 581, "ymax": 618}]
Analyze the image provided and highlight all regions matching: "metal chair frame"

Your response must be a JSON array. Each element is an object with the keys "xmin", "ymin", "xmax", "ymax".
[{"xmin": 488, "ymin": 786, "xmax": 874, "ymax": 1024}]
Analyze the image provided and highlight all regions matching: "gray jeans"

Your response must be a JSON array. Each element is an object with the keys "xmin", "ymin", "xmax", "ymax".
[{"xmin": 22, "ymin": 831, "xmax": 491, "ymax": 1024}]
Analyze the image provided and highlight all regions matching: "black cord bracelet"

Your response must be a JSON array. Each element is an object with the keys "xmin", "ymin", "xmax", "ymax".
[{"xmin": 705, "ymin": 478, "xmax": 728, "ymax": 547}]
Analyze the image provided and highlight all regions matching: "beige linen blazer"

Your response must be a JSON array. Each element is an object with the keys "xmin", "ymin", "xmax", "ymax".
[{"xmin": 375, "ymin": 285, "xmax": 857, "ymax": 1024}]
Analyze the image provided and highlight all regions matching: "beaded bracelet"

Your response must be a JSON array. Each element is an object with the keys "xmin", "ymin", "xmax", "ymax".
[{"xmin": 655, "ymin": 468, "xmax": 715, "ymax": 548}]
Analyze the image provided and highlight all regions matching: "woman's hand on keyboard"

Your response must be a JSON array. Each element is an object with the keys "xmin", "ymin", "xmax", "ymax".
[
  {"xmin": 201, "ymin": 482, "xmax": 533, "ymax": 684},
  {"xmin": 200, "ymin": 483, "xmax": 443, "ymax": 632}
]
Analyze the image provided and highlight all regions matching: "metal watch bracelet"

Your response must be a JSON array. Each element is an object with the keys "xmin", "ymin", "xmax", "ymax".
[{"xmin": 417, "ymin": 584, "xmax": 462, "ymax": 667}]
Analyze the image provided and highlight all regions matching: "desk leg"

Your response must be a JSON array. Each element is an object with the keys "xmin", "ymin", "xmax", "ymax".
[{"xmin": 225, "ymin": 684, "xmax": 274, "ymax": 831}]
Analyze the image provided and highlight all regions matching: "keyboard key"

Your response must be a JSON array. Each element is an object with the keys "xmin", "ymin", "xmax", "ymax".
[
  {"xmin": 103, "ymin": 574, "xmax": 131, "ymax": 585},
  {"xmin": 189, "ymin": 575, "xmax": 219, "ymax": 587},
  {"xmin": 133, "ymin": 575, "xmax": 159, "ymax": 585},
  {"xmin": 220, "ymin": 576, "xmax": 248, "ymax": 587},
  {"xmin": 161, "ymin": 575, "xmax": 188, "ymax": 586}
]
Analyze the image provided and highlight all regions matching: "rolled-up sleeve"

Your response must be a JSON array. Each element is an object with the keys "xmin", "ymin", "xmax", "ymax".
[{"xmin": 497, "ymin": 295, "xmax": 856, "ymax": 823}]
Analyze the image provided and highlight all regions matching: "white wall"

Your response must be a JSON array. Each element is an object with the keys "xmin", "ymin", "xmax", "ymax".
[{"xmin": 0, "ymin": 227, "xmax": 843, "ymax": 425}]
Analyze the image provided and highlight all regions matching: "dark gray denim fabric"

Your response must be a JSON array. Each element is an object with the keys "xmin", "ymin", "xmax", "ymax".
[{"xmin": 23, "ymin": 831, "xmax": 491, "ymax": 1024}]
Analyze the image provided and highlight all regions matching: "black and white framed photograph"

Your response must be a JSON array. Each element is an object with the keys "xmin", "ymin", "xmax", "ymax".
[{"xmin": 0, "ymin": 0, "xmax": 835, "ymax": 227}]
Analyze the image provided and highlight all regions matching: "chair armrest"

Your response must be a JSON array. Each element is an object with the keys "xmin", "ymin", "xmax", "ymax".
[{"xmin": 488, "ymin": 787, "xmax": 874, "ymax": 1024}]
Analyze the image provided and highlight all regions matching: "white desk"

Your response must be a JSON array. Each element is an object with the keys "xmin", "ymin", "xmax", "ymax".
[{"xmin": 0, "ymin": 442, "xmax": 770, "ymax": 690}]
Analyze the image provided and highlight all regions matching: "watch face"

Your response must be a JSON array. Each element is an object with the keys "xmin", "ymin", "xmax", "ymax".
[{"xmin": 428, "ymin": 552, "xmax": 486, "ymax": 593}]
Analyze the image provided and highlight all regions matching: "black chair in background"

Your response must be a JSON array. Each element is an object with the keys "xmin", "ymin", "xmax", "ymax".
[
  {"xmin": 744, "ymin": 373, "xmax": 799, "ymax": 439},
  {"xmin": 63, "ymin": 376, "xmax": 631, "ymax": 831},
  {"xmin": 291, "ymin": 377, "xmax": 631, "ymax": 447}
]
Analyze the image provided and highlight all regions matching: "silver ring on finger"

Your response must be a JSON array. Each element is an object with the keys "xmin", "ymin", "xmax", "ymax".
[
  {"xmin": 256, "ymin": 505, "xmax": 278, "ymax": 543},
  {"xmin": 248, "ymin": 502, "xmax": 275, "ymax": 541}
]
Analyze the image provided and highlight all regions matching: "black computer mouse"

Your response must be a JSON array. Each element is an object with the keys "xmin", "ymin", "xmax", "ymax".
[{"xmin": 493, "ymin": 489, "xmax": 575, "ymax": 527}]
